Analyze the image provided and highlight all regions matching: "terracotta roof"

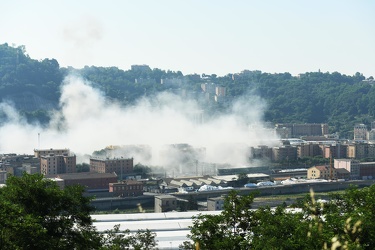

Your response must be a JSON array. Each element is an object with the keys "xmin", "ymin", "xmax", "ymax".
[{"xmin": 314, "ymin": 165, "xmax": 328, "ymax": 171}]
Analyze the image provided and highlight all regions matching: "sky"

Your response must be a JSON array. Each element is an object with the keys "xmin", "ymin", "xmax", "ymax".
[{"xmin": 1, "ymin": 0, "xmax": 374, "ymax": 77}]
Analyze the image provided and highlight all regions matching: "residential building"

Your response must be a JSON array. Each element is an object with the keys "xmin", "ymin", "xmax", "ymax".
[
  {"xmin": 354, "ymin": 124, "xmax": 368, "ymax": 140},
  {"xmin": 49, "ymin": 172, "xmax": 118, "ymax": 190},
  {"xmin": 272, "ymin": 145, "xmax": 297, "ymax": 162},
  {"xmin": 207, "ymin": 197, "xmax": 225, "ymax": 211},
  {"xmin": 251, "ymin": 145, "xmax": 272, "ymax": 160},
  {"xmin": 0, "ymin": 171, "xmax": 7, "ymax": 184},
  {"xmin": 34, "ymin": 148, "xmax": 70, "ymax": 158},
  {"xmin": 90, "ymin": 157, "xmax": 133, "ymax": 178},
  {"xmin": 334, "ymin": 159, "xmax": 360, "ymax": 179},
  {"xmin": 154, "ymin": 195, "xmax": 177, "ymax": 213},
  {"xmin": 358, "ymin": 162, "xmax": 375, "ymax": 180},
  {"xmin": 40, "ymin": 153, "xmax": 76, "ymax": 176},
  {"xmin": 275, "ymin": 123, "xmax": 328, "ymax": 137},
  {"xmin": 347, "ymin": 143, "xmax": 368, "ymax": 159},
  {"xmin": 297, "ymin": 143, "xmax": 321, "ymax": 158},
  {"xmin": 335, "ymin": 168, "xmax": 350, "ymax": 180},
  {"xmin": 322, "ymin": 144, "xmax": 347, "ymax": 159},
  {"xmin": 368, "ymin": 144, "xmax": 375, "ymax": 158},
  {"xmin": 0, "ymin": 154, "xmax": 40, "ymax": 175},
  {"xmin": 109, "ymin": 180, "xmax": 144, "ymax": 197},
  {"xmin": 275, "ymin": 126, "xmax": 291, "ymax": 139},
  {"xmin": 307, "ymin": 165, "xmax": 336, "ymax": 180},
  {"xmin": 368, "ymin": 129, "xmax": 375, "ymax": 141}
]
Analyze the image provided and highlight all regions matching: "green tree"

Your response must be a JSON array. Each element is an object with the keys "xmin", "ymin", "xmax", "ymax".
[
  {"xmin": 0, "ymin": 173, "xmax": 159, "ymax": 249},
  {"xmin": 182, "ymin": 186, "xmax": 375, "ymax": 250},
  {"xmin": 0, "ymin": 173, "xmax": 101, "ymax": 249},
  {"xmin": 100, "ymin": 224, "xmax": 157, "ymax": 250},
  {"xmin": 184, "ymin": 190, "xmax": 256, "ymax": 249}
]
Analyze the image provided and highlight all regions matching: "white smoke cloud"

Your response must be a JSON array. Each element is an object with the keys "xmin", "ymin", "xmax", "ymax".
[{"xmin": 0, "ymin": 75, "xmax": 279, "ymax": 170}]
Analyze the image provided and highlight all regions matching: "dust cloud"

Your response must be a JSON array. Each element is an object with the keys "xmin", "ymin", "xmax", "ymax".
[{"xmin": 0, "ymin": 74, "xmax": 278, "ymax": 170}]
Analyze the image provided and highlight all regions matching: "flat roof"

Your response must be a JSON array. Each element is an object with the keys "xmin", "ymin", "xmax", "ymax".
[{"xmin": 47, "ymin": 172, "xmax": 117, "ymax": 180}]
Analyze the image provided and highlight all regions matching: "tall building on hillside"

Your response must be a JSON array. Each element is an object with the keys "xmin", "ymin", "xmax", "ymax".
[
  {"xmin": 354, "ymin": 124, "xmax": 368, "ymax": 140},
  {"xmin": 275, "ymin": 123, "xmax": 328, "ymax": 137}
]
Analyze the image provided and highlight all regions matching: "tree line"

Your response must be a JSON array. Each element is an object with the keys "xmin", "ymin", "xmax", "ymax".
[
  {"xmin": 1, "ymin": 43, "xmax": 374, "ymax": 138},
  {"xmin": 181, "ymin": 186, "xmax": 375, "ymax": 250}
]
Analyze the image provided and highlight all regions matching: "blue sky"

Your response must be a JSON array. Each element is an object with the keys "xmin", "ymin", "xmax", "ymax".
[{"xmin": 1, "ymin": 0, "xmax": 374, "ymax": 77}]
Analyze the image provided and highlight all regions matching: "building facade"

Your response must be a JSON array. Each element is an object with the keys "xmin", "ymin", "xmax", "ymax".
[
  {"xmin": 275, "ymin": 123, "xmax": 328, "ymax": 137},
  {"xmin": 40, "ymin": 152, "xmax": 76, "ymax": 176},
  {"xmin": 358, "ymin": 162, "xmax": 375, "ymax": 180},
  {"xmin": 307, "ymin": 165, "xmax": 336, "ymax": 180},
  {"xmin": 297, "ymin": 143, "xmax": 321, "ymax": 158},
  {"xmin": 354, "ymin": 124, "xmax": 368, "ymax": 140},
  {"xmin": 207, "ymin": 197, "xmax": 225, "ymax": 211},
  {"xmin": 90, "ymin": 158, "xmax": 133, "ymax": 177},
  {"xmin": 109, "ymin": 180, "xmax": 144, "ymax": 197},
  {"xmin": 272, "ymin": 145, "xmax": 297, "ymax": 162},
  {"xmin": 51, "ymin": 172, "xmax": 118, "ymax": 190},
  {"xmin": 154, "ymin": 195, "xmax": 177, "ymax": 213},
  {"xmin": 34, "ymin": 148, "xmax": 70, "ymax": 158},
  {"xmin": 334, "ymin": 159, "xmax": 360, "ymax": 179}
]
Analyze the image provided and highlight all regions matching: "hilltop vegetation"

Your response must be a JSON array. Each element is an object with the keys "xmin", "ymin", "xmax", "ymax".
[{"xmin": 1, "ymin": 43, "xmax": 374, "ymax": 138}]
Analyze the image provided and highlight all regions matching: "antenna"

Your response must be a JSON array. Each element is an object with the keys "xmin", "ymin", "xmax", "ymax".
[{"xmin": 38, "ymin": 133, "xmax": 40, "ymax": 149}]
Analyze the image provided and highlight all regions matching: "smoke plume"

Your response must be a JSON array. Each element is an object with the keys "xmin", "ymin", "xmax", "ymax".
[{"xmin": 0, "ymin": 74, "xmax": 278, "ymax": 173}]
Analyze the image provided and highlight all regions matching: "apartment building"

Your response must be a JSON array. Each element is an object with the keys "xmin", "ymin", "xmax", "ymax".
[
  {"xmin": 90, "ymin": 157, "xmax": 133, "ymax": 177},
  {"xmin": 34, "ymin": 148, "xmax": 70, "ymax": 158},
  {"xmin": 36, "ymin": 148, "xmax": 76, "ymax": 176},
  {"xmin": 334, "ymin": 159, "xmax": 360, "ymax": 179},
  {"xmin": 207, "ymin": 197, "xmax": 225, "ymax": 211},
  {"xmin": 251, "ymin": 145, "xmax": 273, "ymax": 160},
  {"xmin": 52, "ymin": 172, "xmax": 118, "ymax": 190},
  {"xmin": 40, "ymin": 153, "xmax": 76, "ymax": 175},
  {"xmin": 359, "ymin": 162, "xmax": 375, "ymax": 180},
  {"xmin": 109, "ymin": 180, "xmax": 144, "ymax": 197},
  {"xmin": 322, "ymin": 144, "xmax": 347, "ymax": 159},
  {"xmin": 272, "ymin": 145, "xmax": 297, "ymax": 162},
  {"xmin": 346, "ymin": 143, "xmax": 375, "ymax": 159},
  {"xmin": 154, "ymin": 195, "xmax": 177, "ymax": 213},
  {"xmin": 297, "ymin": 143, "xmax": 321, "ymax": 158},
  {"xmin": 307, "ymin": 165, "xmax": 334, "ymax": 179},
  {"xmin": 354, "ymin": 124, "xmax": 368, "ymax": 140},
  {"xmin": 275, "ymin": 123, "xmax": 328, "ymax": 137}
]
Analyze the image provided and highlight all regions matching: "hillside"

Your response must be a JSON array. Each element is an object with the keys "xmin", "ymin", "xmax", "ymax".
[{"xmin": 0, "ymin": 43, "xmax": 374, "ymax": 138}]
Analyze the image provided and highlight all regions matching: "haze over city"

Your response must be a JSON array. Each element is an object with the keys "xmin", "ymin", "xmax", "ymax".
[
  {"xmin": 1, "ymin": 0, "xmax": 374, "ymax": 77},
  {"xmin": 1, "ymin": 1, "xmax": 374, "ymax": 167},
  {"xmin": 0, "ymin": 74, "xmax": 278, "ymax": 166}
]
